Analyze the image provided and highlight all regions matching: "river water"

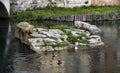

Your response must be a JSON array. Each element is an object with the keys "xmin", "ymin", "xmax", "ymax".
[{"xmin": 0, "ymin": 20, "xmax": 120, "ymax": 73}]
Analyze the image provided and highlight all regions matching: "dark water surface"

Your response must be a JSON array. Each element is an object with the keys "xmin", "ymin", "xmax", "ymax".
[{"xmin": 0, "ymin": 20, "xmax": 120, "ymax": 73}]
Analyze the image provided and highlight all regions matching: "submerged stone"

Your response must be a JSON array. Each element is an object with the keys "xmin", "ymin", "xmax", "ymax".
[
  {"xmin": 88, "ymin": 35, "xmax": 104, "ymax": 47},
  {"xmin": 74, "ymin": 21, "xmax": 101, "ymax": 35}
]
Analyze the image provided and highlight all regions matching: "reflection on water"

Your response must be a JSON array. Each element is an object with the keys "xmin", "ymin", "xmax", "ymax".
[
  {"xmin": 0, "ymin": 20, "xmax": 120, "ymax": 73},
  {"xmin": 0, "ymin": 20, "xmax": 10, "ymax": 73},
  {"xmin": 4, "ymin": 23, "xmax": 12, "ymax": 58}
]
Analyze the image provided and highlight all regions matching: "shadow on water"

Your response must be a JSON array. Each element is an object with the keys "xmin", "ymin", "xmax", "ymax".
[
  {"xmin": 0, "ymin": 20, "xmax": 35, "ymax": 73},
  {"xmin": 0, "ymin": 19, "xmax": 15, "ymax": 73},
  {"xmin": 0, "ymin": 20, "xmax": 9, "ymax": 72}
]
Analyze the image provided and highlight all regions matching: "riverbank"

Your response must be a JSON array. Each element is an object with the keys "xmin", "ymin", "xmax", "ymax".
[{"xmin": 11, "ymin": 6, "xmax": 120, "ymax": 21}]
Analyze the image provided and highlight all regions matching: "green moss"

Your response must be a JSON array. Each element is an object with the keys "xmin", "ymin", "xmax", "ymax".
[
  {"xmin": 67, "ymin": 34, "xmax": 78, "ymax": 44},
  {"xmin": 36, "ymin": 39, "xmax": 40, "ymax": 43},
  {"xmin": 66, "ymin": 31, "xmax": 78, "ymax": 44},
  {"xmin": 50, "ymin": 24, "xmax": 70, "ymax": 30},
  {"xmin": 53, "ymin": 42, "xmax": 69, "ymax": 47},
  {"xmin": 66, "ymin": 31, "xmax": 90, "ymax": 44},
  {"xmin": 78, "ymin": 39, "xmax": 89, "ymax": 44},
  {"xmin": 44, "ymin": 41, "xmax": 53, "ymax": 46}
]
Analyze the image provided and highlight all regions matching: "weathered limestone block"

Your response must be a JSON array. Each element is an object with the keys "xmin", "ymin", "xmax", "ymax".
[
  {"xmin": 30, "ymin": 28, "xmax": 47, "ymax": 38},
  {"xmin": 88, "ymin": 35, "xmax": 104, "ymax": 47},
  {"xmin": 17, "ymin": 22, "xmax": 34, "ymax": 33},
  {"xmin": 15, "ymin": 22, "xmax": 34, "ymax": 44},
  {"xmin": 42, "ymin": 29, "xmax": 64, "ymax": 39},
  {"xmin": 74, "ymin": 21, "xmax": 101, "ymax": 34}
]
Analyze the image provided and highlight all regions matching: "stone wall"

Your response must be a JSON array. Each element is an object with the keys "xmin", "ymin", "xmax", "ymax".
[
  {"xmin": 11, "ymin": 0, "xmax": 120, "ymax": 12},
  {"xmin": 10, "ymin": 0, "xmax": 91, "ymax": 12},
  {"xmin": 10, "ymin": 0, "xmax": 50, "ymax": 12},
  {"xmin": 50, "ymin": 13, "xmax": 120, "ymax": 21}
]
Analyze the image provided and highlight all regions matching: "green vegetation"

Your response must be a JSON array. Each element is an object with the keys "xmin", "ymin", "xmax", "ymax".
[
  {"xmin": 11, "ymin": 6, "xmax": 120, "ymax": 20},
  {"xmin": 49, "ymin": 24, "xmax": 70, "ymax": 29},
  {"xmin": 66, "ymin": 31, "xmax": 78, "ymax": 44},
  {"xmin": 49, "ymin": 24, "xmax": 75, "ymax": 31},
  {"xmin": 78, "ymin": 39, "xmax": 89, "ymax": 44},
  {"xmin": 43, "ymin": 41, "xmax": 53, "ymax": 46},
  {"xmin": 41, "ymin": 29, "xmax": 90, "ymax": 47},
  {"xmin": 36, "ymin": 39, "xmax": 40, "ymax": 43},
  {"xmin": 66, "ymin": 31, "xmax": 89, "ymax": 44},
  {"xmin": 30, "ymin": 21, "xmax": 74, "ymax": 28}
]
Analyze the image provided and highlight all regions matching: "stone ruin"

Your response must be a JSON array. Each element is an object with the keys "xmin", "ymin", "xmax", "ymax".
[{"xmin": 15, "ymin": 21, "xmax": 104, "ymax": 54}]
